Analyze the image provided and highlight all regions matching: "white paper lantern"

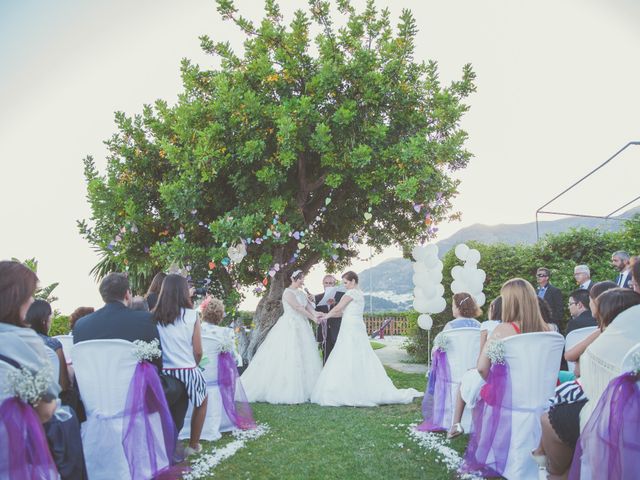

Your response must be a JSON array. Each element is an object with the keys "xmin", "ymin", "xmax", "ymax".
[
  {"xmin": 417, "ymin": 313, "xmax": 433, "ymax": 330},
  {"xmin": 455, "ymin": 244, "xmax": 470, "ymax": 261}
]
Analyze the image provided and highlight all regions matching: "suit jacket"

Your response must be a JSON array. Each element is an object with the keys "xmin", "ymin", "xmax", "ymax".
[
  {"xmin": 314, "ymin": 291, "xmax": 345, "ymax": 316},
  {"xmin": 580, "ymin": 280, "xmax": 593, "ymax": 292},
  {"xmin": 615, "ymin": 271, "xmax": 633, "ymax": 289},
  {"xmin": 73, "ymin": 301, "xmax": 162, "ymax": 370},
  {"xmin": 565, "ymin": 310, "xmax": 597, "ymax": 335},
  {"xmin": 540, "ymin": 283, "xmax": 564, "ymax": 327}
]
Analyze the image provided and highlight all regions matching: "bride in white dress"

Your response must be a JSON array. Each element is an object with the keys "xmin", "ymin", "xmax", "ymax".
[
  {"xmin": 241, "ymin": 270, "xmax": 322, "ymax": 404},
  {"xmin": 311, "ymin": 271, "xmax": 422, "ymax": 407}
]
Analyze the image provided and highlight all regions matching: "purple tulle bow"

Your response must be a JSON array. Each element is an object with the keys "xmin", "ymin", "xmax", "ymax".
[
  {"xmin": 218, "ymin": 352, "xmax": 256, "ymax": 430},
  {"xmin": 0, "ymin": 397, "xmax": 58, "ymax": 479},
  {"xmin": 461, "ymin": 362, "xmax": 512, "ymax": 478},
  {"xmin": 416, "ymin": 348, "xmax": 450, "ymax": 432},
  {"xmin": 122, "ymin": 361, "xmax": 176, "ymax": 479},
  {"xmin": 569, "ymin": 371, "xmax": 640, "ymax": 480}
]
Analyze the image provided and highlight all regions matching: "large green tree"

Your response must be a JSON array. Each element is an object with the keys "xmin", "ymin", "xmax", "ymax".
[{"xmin": 79, "ymin": 0, "xmax": 476, "ymax": 357}]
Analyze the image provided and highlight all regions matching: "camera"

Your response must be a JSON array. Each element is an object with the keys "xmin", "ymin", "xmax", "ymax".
[{"xmin": 189, "ymin": 278, "xmax": 211, "ymax": 298}]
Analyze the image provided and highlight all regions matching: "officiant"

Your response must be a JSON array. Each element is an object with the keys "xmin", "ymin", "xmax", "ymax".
[{"xmin": 314, "ymin": 275, "xmax": 345, "ymax": 364}]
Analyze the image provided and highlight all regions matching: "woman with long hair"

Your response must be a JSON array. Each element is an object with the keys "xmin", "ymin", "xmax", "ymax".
[
  {"xmin": 145, "ymin": 272, "xmax": 166, "ymax": 311},
  {"xmin": 153, "ymin": 274, "xmax": 207, "ymax": 456},
  {"xmin": 241, "ymin": 270, "xmax": 322, "ymax": 404}
]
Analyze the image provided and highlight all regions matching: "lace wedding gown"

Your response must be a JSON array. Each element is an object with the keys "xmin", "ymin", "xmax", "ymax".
[
  {"xmin": 241, "ymin": 288, "xmax": 322, "ymax": 404},
  {"xmin": 311, "ymin": 289, "xmax": 422, "ymax": 406}
]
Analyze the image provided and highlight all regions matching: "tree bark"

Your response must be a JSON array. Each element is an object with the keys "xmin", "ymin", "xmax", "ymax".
[{"xmin": 245, "ymin": 270, "xmax": 286, "ymax": 361}]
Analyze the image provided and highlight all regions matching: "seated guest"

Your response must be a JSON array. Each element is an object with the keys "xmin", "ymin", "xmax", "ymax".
[
  {"xmin": 537, "ymin": 297, "xmax": 559, "ymax": 332},
  {"xmin": 130, "ymin": 295, "xmax": 149, "ymax": 312},
  {"xmin": 145, "ymin": 272, "xmax": 166, "ymax": 311},
  {"xmin": 0, "ymin": 260, "xmax": 87, "ymax": 479},
  {"xmin": 72, "ymin": 273, "xmax": 188, "ymax": 434},
  {"xmin": 69, "ymin": 306, "xmax": 94, "ymax": 331},
  {"xmin": 443, "ymin": 292, "xmax": 482, "ymax": 331},
  {"xmin": 564, "ymin": 281, "xmax": 618, "ymax": 376},
  {"xmin": 153, "ymin": 274, "xmax": 208, "ymax": 457},
  {"xmin": 535, "ymin": 288, "xmax": 640, "ymax": 478},
  {"xmin": 565, "ymin": 289, "xmax": 596, "ymax": 334},
  {"xmin": 25, "ymin": 299, "xmax": 72, "ymax": 390},
  {"xmin": 200, "ymin": 296, "xmax": 242, "ymax": 367}
]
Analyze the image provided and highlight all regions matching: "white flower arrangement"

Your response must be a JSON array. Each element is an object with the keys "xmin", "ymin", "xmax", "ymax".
[
  {"xmin": 6, "ymin": 365, "xmax": 53, "ymax": 406},
  {"xmin": 132, "ymin": 339, "xmax": 162, "ymax": 362},
  {"xmin": 218, "ymin": 337, "xmax": 235, "ymax": 354},
  {"xmin": 183, "ymin": 424, "xmax": 269, "ymax": 479},
  {"xmin": 433, "ymin": 334, "xmax": 449, "ymax": 352},
  {"xmin": 485, "ymin": 339, "xmax": 506, "ymax": 364}
]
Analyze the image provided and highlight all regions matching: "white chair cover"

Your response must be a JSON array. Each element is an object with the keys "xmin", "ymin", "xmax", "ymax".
[
  {"xmin": 44, "ymin": 346, "xmax": 60, "ymax": 385},
  {"xmin": 432, "ymin": 328, "xmax": 481, "ymax": 431},
  {"xmin": 72, "ymin": 339, "xmax": 169, "ymax": 480},
  {"xmin": 500, "ymin": 332, "xmax": 564, "ymax": 480},
  {"xmin": 621, "ymin": 343, "xmax": 640, "ymax": 372},
  {"xmin": 565, "ymin": 326, "xmax": 598, "ymax": 373},
  {"xmin": 0, "ymin": 360, "xmax": 16, "ymax": 403},
  {"xmin": 54, "ymin": 335, "xmax": 74, "ymax": 365},
  {"xmin": 179, "ymin": 335, "xmax": 224, "ymax": 441}
]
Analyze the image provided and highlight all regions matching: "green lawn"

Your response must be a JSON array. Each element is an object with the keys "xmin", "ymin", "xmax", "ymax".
[
  {"xmin": 370, "ymin": 341, "xmax": 385, "ymax": 350},
  {"xmin": 195, "ymin": 368, "xmax": 469, "ymax": 479}
]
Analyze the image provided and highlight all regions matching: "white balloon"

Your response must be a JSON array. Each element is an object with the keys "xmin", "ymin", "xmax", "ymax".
[
  {"xmin": 455, "ymin": 244, "xmax": 470, "ymax": 261},
  {"xmin": 428, "ymin": 296, "xmax": 447, "ymax": 314},
  {"xmin": 433, "ymin": 259, "xmax": 444, "ymax": 272},
  {"xmin": 423, "ymin": 254, "xmax": 439, "ymax": 269},
  {"xmin": 411, "ymin": 246, "xmax": 427, "ymax": 262},
  {"xmin": 424, "ymin": 244, "xmax": 439, "ymax": 258},
  {"xmin": 417, "ymin": 313, "xmax": 433, "ymax": 330},
  {"xmin": 451, "ymin": 280, "xmax": 465, "ymax": 294},
  {"xmin": 412, "ymin": 273, "xmax": 422, "ymax": 286},
  {"xmin": 413, "ymin": 287, "xmax": 426, "ymax": 300},
  {"xmin": 466, "ymin": 249, "xmax": 481, "ymax": 265},
  {"xmin": 420, "ymin": 283, "xmax": 438, "ymax": 299},
  {"xmin": 476, "ymin": 269, "xmax": 487, "ymax": 284},
  {"xmin": 413, "ymin": 298, "xmax": 429, "ymax": 313},
  {"xmin": 451, "ymin": 265, "xmax": 464, "ymax": 280},
  {"xmin": 475, "ymin": 292, "xmax": 486, "ymax": 307},
  {"xmin": 413, "ymin": 262, "xmax": 428, "ymax": 275},
  {"xmin": 435, "ymin": 284, "xmax": 445, "ymax": 297}
]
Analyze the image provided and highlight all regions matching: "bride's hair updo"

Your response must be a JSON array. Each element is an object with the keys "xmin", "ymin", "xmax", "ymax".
[
  {"xmin": 288, "ymin": 269, "xmax": 304, "ymax": 286},
  {"xmin": 342, "ymin": 271, "xmax": 358, "ymax": 284}
]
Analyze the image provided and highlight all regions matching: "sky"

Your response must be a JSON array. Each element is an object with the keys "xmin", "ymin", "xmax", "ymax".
[{"xmin": 1, "ymin": 0, "xmax": 639, "ymax": 313}]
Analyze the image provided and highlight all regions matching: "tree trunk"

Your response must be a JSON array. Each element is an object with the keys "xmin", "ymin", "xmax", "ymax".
[{"xmin": 244, "ymin": 271, "xmax": 286, "ymax": 361}]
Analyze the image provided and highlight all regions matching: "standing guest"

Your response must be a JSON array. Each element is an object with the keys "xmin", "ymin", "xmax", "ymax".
[
  {"xmin": 565, "ymin": 289, "xmax": 596, "ymax": 334},
  {"xmin": 314, "ymin": 274, "xmax": 345, "ymax": 364},
  {"xmin": 611, "ymin": 250, "xmax": 632, "ymax": 288},
  {"xmin": 443, "ymin": 292, "xmax": 482, "ymax": 330},
  {"xmin": 573, "ymin": 265, "xmax": 593, "ymax": 291},
  {"xmin": 72, "ymin": 273, "xmax": 188, "ymax": 436},
  {"xmin": 68, "ymin": 307, "xmax": 94, "ymax": 331},
  {"xmin": 535, "ymin": 267, "xmax": 564, "ymax": 327},
  {"xmin": 0, "ymin": 261, "xmax": 87, "ymax": 480},
  {"xmin": 25, "ymin": 299, "xmax": 71, "ymax": 390},
  {"xmin": 632, "ymin": 257, "xmax": 640, "ymax": 294},
  {"xmin": 145, "ymin": 272, "xmax": 166, "ymax": 311},
  {"xmin": 153, "ymin": 274, "xmax": 208, "ymax": 457}
]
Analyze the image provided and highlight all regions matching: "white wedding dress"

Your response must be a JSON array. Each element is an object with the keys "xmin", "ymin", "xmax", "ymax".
[
  {"xmin": 241, "ymin": 287, "xmax": 322, "ymax": 404},
  {"xmin": 311, "ymin": 289, "xmax": 422, "ymax": 406}
]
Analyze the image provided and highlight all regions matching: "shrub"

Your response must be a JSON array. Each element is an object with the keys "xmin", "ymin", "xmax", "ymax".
[{"xmin": 49, "ymin": 314, "xmax": 70, "ymax": 336}]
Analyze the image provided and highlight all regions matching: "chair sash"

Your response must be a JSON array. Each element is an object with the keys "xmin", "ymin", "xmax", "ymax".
[
  {"xmin": 461, "ymin": 362, "xmax": 512, "ymax": 477},
  {"xmin": 416, "ymin": 349, "xmax": 451, "ymax": 432},
  {"xmin": 218, "ymin": 352, "xmax": 256, "ymax": 430},
  {"xmin": 569, "ymin": 371, "xmax": 640, "ymax": 480},
  {"xmin": 0, "ymin": 397, "xmax": 58, "ymax": 480}
]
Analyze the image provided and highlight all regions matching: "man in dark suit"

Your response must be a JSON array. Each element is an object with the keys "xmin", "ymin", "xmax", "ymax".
[
  {"xmin": 611, "ymin": 250, "xmax": 633, "ymax": 288},
  {"xmin": 314, "ymin": 275, "xmax": 345, "ymax": 364},
  {"xmin": 73, "ymin": 273, "xmax": 188, "ymax": 434},
  {"xmin": 535, "ymin": 267, "xmax": 564, "ymax": 328},
  {"xmin": 565, "ymin": 289, "xmax": 597, "ymax": 334}
]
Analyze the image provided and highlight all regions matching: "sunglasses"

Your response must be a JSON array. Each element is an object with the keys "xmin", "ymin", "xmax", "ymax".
[{"xmin": 536, "ymin": 274, "xmax": 548, "ymax": 278}]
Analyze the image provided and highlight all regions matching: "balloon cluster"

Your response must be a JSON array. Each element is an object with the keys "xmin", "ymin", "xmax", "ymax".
[
  {"xmin": 450, "ymin": 244, "xmax": 486, "ymax": 307},
  {"xmin": 411, "ymin": 244, "xmax": 446, "ymax": 331}
]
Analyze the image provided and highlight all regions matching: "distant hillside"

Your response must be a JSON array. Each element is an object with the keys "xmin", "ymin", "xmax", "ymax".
[{"xmin": 359, "ymin": 208, "xmax": 637, "ymax": 311}]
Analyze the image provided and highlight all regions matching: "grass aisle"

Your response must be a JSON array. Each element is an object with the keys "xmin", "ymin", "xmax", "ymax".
[{"xmin": 199, "ymin": 368, "xmax": 469, "ymax": 479}]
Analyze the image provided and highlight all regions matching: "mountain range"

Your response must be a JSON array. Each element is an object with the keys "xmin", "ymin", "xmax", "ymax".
[{"xmin": 359, "ymin": 208, "xmax": 638, "ymax": 311}]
